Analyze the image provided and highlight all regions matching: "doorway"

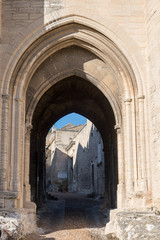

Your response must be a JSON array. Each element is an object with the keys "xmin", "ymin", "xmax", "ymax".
[{"xmin": 29, "ymin": 76, "xmax": 118, "ymax": 209}]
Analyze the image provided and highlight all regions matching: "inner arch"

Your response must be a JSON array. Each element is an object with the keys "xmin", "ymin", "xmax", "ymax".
[{"xmin": 30, "ymin": 75, "xmax": 118, "ymax": 209}]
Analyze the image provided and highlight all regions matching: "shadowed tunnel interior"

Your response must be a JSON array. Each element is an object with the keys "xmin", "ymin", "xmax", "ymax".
[{"xmin": 30, "ymin": 76, "xmax": 118, "ymax": 209}]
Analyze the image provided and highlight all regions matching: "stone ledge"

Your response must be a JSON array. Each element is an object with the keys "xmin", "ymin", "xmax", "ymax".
[
  {"xmin": 0, "ymin": 191, "xmax": 19, "ymax": 199},
  {"xmin": 105, "ymin": 209, "xmax": 160, "ymax": 240},
  {"xmin": 0, "ymin": 207, "xmax": 36, "ymax": 214}
]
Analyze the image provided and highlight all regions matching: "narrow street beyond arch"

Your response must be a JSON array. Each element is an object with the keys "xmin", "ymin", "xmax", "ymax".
[{"xmin": 27, "ymin": 193, "xmax": 113, "ymax": 240}]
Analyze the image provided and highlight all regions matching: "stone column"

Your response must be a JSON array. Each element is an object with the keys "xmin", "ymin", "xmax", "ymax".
[
  {"xmin": 0, "ymin": 94, "xmax": 9, "ymax": 192},
  {"xmin": 23, "ymin": 123, "xmax": 36, "ymax": 210},
  {"xmin": 0, "ymin": 95, "xmax": 22, "ymax": 208},
  {"xmin": 137, "ymin": 95, "xmax": 148, "ymax": 191},
  {"xmin": 115, "ymin": 124, "xmax": 125, "ymax": 209},
  {"xmin": 24, "ymin": 123, "xmax": 32, "ymax": 203},
  {"xmin": 124, "ymin": 98, "xmax": 134, "ymax": 193},
  {"xmin": 12, "ymin": 98, "xmax": 23, "ymax": 195}
]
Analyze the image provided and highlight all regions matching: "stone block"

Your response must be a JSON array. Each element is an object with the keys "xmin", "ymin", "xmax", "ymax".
[
  {"xmin": 4, "ymin": 199, "xmax": 16, "ymax": 209},
  {"xmin": 12, "ymin": 13, "xmax": 29, "ymax": 20},
  {"xmin": 0, "ymin": 198, "xmax": 4, "ymax": 208},
  {"xmin": 29, "ymin": 13, "xmax": 42, "ymax": 20},
  {"xmin": 0, "ymin": 209, "xmax": 37, "ymax": 238},
  {"xmin": 12, "ymin": 1, "xmax": 31, "ymax": 8},
  {"xmin": 105, "ymin": 210, "xmax": 160, "ymax": 240}
]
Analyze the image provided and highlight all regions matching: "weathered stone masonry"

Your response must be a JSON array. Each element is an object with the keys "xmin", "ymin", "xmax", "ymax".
[
  {"xmin": 0, "ymin": 0, "xmax": 160, "ymax": 238},
  {"xmin": 45, "ymin": 123, "xmax": 84, "ymax": 192},
  {"xmin": 46, "ymin": 121, "xmax": 105, "ymax": 196}
]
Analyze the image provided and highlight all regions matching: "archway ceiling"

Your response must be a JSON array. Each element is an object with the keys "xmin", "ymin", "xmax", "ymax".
[
  {"xmin": 26, "ymin": 46, "xmax": 121, "ymax": 113},
  {"xmin": 32, "ymin": 76, "xmax": 115, "ymax": 140}
]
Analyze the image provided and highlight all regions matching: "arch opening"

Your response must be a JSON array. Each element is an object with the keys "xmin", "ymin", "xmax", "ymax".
[
  {"xmin": 45, "ymin": 113, "xmax": 105, "ymax": 200},
  {"xmin": 30, "ymin": 76, "xmax": 118, "ymax": 209}
]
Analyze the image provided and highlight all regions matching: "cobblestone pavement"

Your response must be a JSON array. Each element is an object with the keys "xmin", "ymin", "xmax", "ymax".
[{"xmin": 25, "ymin": 192, "xmax": 112, "ymax": 240}]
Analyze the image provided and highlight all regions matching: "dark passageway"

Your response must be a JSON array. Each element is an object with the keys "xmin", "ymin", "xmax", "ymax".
[
  {"xmin": 30, "ymin": 76, "xmax": 118, "ymax": 211},
  {"xmin": 26, "ymin": 192, "xmax": 115, "ymax": 240}
]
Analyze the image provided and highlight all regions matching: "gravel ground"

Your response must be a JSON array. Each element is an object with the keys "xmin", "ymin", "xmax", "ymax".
[{"xmin": 24, "ymin": 193, "xmax": 117, "ymax": 240}]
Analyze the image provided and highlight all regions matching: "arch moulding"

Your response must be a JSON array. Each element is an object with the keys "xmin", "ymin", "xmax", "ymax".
[{"xmin": 0, "ymin": 16, "xmax": 150, "ymax": 212}]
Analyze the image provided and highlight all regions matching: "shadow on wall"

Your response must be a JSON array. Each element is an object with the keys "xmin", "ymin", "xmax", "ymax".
[
  {"xmin": 70, "ymin": 122, "xmax": 118, "ymax": 209},
  {"xmin": 47, "ymin": 147, "xmax": 70, "ymax": 192},
  {"xmin": 72, "ymin": 124, "xmax": 105, "ymax": 196},
  {"xmin": 46, "ymin": 122, "xmax": 106, "ymax": 197}
]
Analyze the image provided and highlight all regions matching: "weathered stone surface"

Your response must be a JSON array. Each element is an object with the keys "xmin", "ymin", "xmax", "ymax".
[
  {"xmin": 46, "ymin": 121, "xmax": 105, "ymax": 196},
  {"xmin": 66, "ymin": 120, "xmax": 105, "ymax": 196},
  {"xmin": 0, "ymin": 0, "xmax": 160, "ymax": 238},
  {"xmin": 0, "ymin": 209, "xmax": 37, "ymax": 239},
  {"xmin": 105, "ymin": 210, "xmax": 160, "ymax": 240}
]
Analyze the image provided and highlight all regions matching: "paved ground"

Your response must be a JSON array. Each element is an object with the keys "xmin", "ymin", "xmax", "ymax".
[{"xmin": 25, "ymin": 192, "xmax": 114, "ymax": 240}]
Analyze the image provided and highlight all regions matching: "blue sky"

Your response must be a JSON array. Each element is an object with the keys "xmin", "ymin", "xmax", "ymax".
[{"xmin": 54, "ymin": 113, "xmax": 87, "ymax": 129}]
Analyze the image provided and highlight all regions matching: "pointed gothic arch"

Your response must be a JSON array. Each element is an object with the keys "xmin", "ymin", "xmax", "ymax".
[{"xmin": 0, "ymin": 16, "xmax": 149, "ymax": 212}]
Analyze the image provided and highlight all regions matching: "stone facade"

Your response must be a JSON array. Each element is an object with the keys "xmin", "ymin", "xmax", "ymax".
[
  {"xmin": 46, "ymin": 123, "xmax": 84, "ymax": 192},
  {"xmin": 66, "ymin": 120, "xmax": 105, "ymax": 196},
  {"xmin": 46, "ymin": 121, "xmax": 105, "ymax": 196},
  {"xmin": 0, "ymin": 0, "xmax": 160, "ymax": 238}
]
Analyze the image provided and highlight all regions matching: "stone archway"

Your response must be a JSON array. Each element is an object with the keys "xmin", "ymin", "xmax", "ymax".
[
  {"xmin": 24, "ymin": 43, "xmax": 123, "ymax": 210},
  {"xmin": 30, "ymin": 75, "xmax": 118, "ymax": 209},
  {"xmin": 0, "ymin": 17, "xmax": 150, "ymax": 216}
]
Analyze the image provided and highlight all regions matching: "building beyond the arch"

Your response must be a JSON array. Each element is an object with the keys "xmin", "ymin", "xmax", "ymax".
[
  {"xmin": 1, "ymin": 0, "xmax": 160, "ymax": 239},
  {"xmin": 46, "ymin": 121, "xmax": 105, "ymax": 198}
]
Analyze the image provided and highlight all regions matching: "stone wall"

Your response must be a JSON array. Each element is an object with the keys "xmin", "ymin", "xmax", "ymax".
[
  {"xmin": 0, "ymin": 0, "xmax": 1, "ymax": 38},
  {"xmin": 46, "ymin": 120, "xmax": 105, "ymax": 196},
  {"xmin": 46, "ymin": 124, "xmax": 82, "ymax": 191},
  {"xmin": 105, "ymin": 209, "xmax": 160, "ymax": 240},
  {"xmin": 47, "ymin": 148, "xmax": 70, "ymax": 192},
  {"xmin": 0, "ymin": 209, "xmax": 37, "ymax": 239},
  {"xmin": 145, "ymin": 0, "xmax": 160, "ymax": 206},
  {"xmin": 0, "ymin": 1, "xmax": 148, "ymax": 210},
  {"xmin": 67, "ymin": 120, "xmax": 105, "ymax": 196},
  {"xmin": 0, "ymin": 0, "xmax": 145, "ymax": 83},
  {"xmin": 1, "ymin": 0, "xmax": 160, "ymax": 238}
]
